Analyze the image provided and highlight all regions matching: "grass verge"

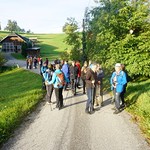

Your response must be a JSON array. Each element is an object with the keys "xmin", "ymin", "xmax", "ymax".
[
  {"xmin": 125, "ymin": 78, "xmax": 150, "ymax": 144},
  {"xmin": 103, "ymin": 70, "xmax": 150, "ymax": 143},
  {"xmin": 0, "ymin": 68, "xmax": 44, "ymax": 145}
]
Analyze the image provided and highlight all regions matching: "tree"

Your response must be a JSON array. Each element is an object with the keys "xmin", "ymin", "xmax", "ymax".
[
  {"xmin": 5, "ymin": 20, "xmax": 18, "ymax": 32},
  {"xmin": 85, "ymin": 0, "xmax": 150, "ymax": 77},
  {"xmin": 4, "ymin": 20, "xmax": 27, "ymax": 33},
  {"xmin": 63, "ymin": 18, "xmax": 82, "ymax": 60}
]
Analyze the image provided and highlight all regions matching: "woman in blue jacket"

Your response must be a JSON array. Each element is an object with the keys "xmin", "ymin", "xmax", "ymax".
[
  {"xmin": 48, "ymin": 64, "xmax": 69, "ymax": 110},
  {"xmin": 110, "ymin": 63, "xmax": 127, "ymax": 114}
]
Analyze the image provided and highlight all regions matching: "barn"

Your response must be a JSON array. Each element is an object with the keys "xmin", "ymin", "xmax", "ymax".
[{"xmin": 0, "ymin": 33, "xmax": 40, "ymax": 57}]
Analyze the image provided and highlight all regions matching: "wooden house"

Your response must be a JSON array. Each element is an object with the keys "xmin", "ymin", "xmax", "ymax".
[{"xmin": 0, "ymin": 33, "xmax": 40, "ymax": 57}]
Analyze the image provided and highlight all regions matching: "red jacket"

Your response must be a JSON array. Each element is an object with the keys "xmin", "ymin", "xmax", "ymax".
[{"xmin": 76, "ymin": 62, "xmax": 81, "ymax": 77}]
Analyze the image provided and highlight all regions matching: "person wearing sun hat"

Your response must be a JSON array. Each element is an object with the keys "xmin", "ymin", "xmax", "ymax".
[{"xmin": 110, "ymin": 63, "xmax": 127, "ymax": 114}]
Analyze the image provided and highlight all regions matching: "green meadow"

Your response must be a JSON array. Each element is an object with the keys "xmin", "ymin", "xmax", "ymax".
[
  {"xmin": 0, "ymin": 31, "xmax": 70, "ymax": 61},
  {"xmin": 0, "ymin": 68, "xmax": 44, "ymax": 144}
]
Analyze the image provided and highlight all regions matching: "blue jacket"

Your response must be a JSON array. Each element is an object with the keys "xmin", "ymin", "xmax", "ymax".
[
  {"xmin": 48, "ymin": 69, "xmax": 69, "ymax": 88},
  {"xmin": 110, "ymin": 71, "xmax": 127, "ymax": 93},
  {"xmin": 41, "ymin": 66, "xmax": 48, "ymax": 74},
  {"xmin": 62, "ymin": 64, "xmax": 70, "ymax": 79},
  {"xmin": 43, "ymin": 70, "xmax": 53, "ymax": 82}
]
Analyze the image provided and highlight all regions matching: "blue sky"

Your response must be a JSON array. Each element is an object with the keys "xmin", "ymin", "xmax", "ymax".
[{"xmin": 0, "ymin": 0, "xmax": 97, "ymax": 33}]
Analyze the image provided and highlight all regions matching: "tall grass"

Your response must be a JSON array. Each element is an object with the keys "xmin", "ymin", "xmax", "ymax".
[{"xmin": 0, "ymin": 68, "xmax": 44, "ymax": 145}]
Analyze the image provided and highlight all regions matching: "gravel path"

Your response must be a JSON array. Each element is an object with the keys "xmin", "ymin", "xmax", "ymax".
[{"xmin": 1, "ymin": 53, "xmax": 150, "ymax": 150}]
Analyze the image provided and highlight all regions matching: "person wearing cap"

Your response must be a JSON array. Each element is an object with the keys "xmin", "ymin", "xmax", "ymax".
[{"xmin": 110, "ymin": 63, "xmax": 127, "ymax": 114}]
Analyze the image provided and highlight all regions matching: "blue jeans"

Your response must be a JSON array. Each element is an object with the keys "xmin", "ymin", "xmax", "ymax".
[{"xmin": 86, "ymin": 88, "xmax": 95, "ymax": 110}]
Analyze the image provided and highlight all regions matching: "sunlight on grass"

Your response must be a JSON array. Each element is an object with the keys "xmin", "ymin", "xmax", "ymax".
[{"xmin": 0, "ymin": 68, "xmax": 44, "ymax": 144}]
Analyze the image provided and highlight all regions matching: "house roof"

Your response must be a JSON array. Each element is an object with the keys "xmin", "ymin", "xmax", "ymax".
[{"xmin": 0, "ymin": 33, "xmax": 32, "ymax": 45}]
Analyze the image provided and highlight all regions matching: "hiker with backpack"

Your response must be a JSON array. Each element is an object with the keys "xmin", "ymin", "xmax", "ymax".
[
  {"xmin": 110, "ymin": 63, "xmax": 127, "ymax": 114},
  {"xmin": 43, "ymin": 64, "xmax": 54, "ymax": 104},
  {"xmin": 70, "ymin": 61, "xmax": 79, "ymax": 95},
  {"xmin": 85, "ymin": 63, "xmax": 97, "ymax": 114},
  {"xmin": 48, "ymin": 64, "xmax": 69, "ymax": 110}
]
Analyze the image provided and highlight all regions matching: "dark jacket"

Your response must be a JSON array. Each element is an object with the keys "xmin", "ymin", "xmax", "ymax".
[
  {"xmin": 70, "ymin": 65, "xmax": 79, "ymax": 79},
  {"xmin": 86, "ymin": 68, "xmax": 97, "ymax": 88},
  {"xmin": 97, "ymin": 69, "xmax": 104, "ymax": 83}
]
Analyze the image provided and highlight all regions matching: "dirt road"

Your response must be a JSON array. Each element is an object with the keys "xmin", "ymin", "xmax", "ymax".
[{"xmin": 1, "ymin": 53, "xmax": 150, "ymax": 150}]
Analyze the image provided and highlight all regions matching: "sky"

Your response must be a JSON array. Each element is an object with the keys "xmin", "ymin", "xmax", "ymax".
[{"xmin": 0, "ymin": 0, "xmax": 98, "ymax": 33}]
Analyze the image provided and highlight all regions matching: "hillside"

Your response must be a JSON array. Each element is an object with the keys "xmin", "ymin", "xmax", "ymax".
[{"xmin": 0, "ymin": 31, "xmax": 69, "ymax": 61}]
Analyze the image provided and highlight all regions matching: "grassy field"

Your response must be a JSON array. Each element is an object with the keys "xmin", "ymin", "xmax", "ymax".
[
  {"xmin": 125, "ymin": 78, "xmax": 150, "ymax": 143},
  {"xmin": 0, "ymin": 67, "xmax": 44, "ymax": 145},
  {"xmin": 0, "ymin": 31, "xmax": 70, "ymax": 61}
]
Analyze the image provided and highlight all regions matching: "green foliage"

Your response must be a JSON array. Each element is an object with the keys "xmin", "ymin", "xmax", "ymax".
[
  {"xmin": 4, "ymin": 20, "xmax": 26, "ymax": 33},
  {"xmin": 85, "ymin": 0, "xmax": 150, "ymax": 77},
  {"xmin": 0, "ymin": 68, "xmax": 44, "ymax": 144},
  {"xmin": 21, "ymin": 42, "xmax": 27, "ymax": 57},
  {"xmin": 63, "ymin": 18, "xmax": 82, "ymax": 60},
  {"xmin": 0, "ymin": 52, "xmax": 6, "ymax": 67}
]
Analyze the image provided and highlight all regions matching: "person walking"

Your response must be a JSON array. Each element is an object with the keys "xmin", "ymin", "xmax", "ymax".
[
  {"xmin": 45, "ymin": 58, "xmax": 49, "ymax": 67},
  {"xmin": 81, "ymin": 61, "xmax": 88, "ymax": 94},
  {"xmin": 61, "ymin": 60, "xmax": 70, "ymax": 90},
  {"xmin": 95, "ymin": 64, "xmax": 104, "ymax": 107},
  {"xmin": 76, "ymin": 60, "xmax": 81, "ymax": 88},
  {"xmin": 110, "ymin": 63, "xmax": 127, "ymax": 114},
  {"xmin": 70, "ymin": 61, "xmax": 79, "ymax": 95},
  {"xmin": 41, "ymin": 62, "xmax": 48, "ymax": 90},
  {"xmin": 85, "ymin": 63, "xmax": 97, "ymax": 114},
  {"xmin": 43, "ymin": 64, "xmax": 54, "ymax": 104},
  {"xmin": 48, "ymin": 64, "xmax": 68, "ymax": 110}
]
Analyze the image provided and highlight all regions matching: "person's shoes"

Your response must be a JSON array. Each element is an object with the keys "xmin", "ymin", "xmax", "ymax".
[
  {"xmin": 100, "ymin": 102, "xmax": 104, "ymax": 107},
  {"xmin": 120, "ymin": 104, "xmax": 126, "ymax": 109},
  {"xmin": 85, "ymin": 109, "xmax": 89, "ymax": 114},
  {"xmin": 74, "ymin": 93, "xmax": 76, "ymax": 96},
  {"xmin": 113, "ymin": 109, "xmax": 121, "ymax": 114},
  {"xmin": 46, "ymin": 101, "xmax": 51, "ymax": 105},
  {"xmin": 111, "ymin": 107, "xmax": 117, "ymax": 110},
  {"xmin": 89, "ymin": 110, "xmax": 95, "ymax": 115},
  {"xmin": 83, "ymin": 92, "xmax": 86, "ymax": 94}
]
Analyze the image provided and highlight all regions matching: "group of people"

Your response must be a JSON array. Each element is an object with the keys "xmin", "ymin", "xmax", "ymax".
[
  {"xmin": 26, "ymin": 56, "xmax": 43, "ymax": 70},
  {"xmin": 40, "ymin": 58, "xmax": 128, "ymax": 115},
  {"xmin": 40, "ymin": 60, "xmax": 105, "ymax": 113}
]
